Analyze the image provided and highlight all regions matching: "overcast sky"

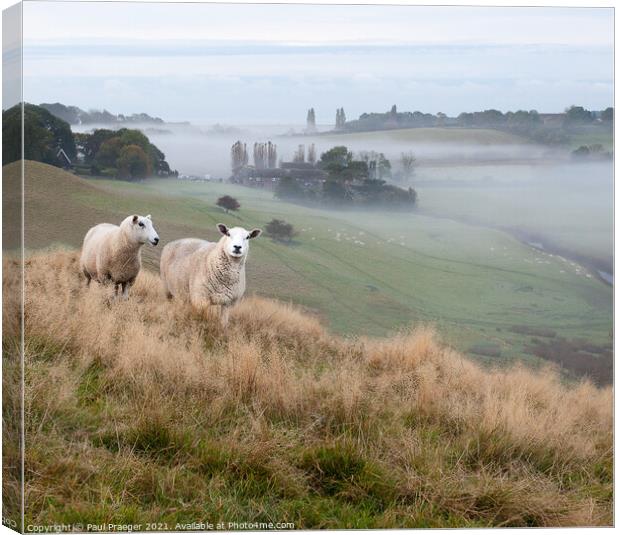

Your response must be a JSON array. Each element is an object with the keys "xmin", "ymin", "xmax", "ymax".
[{"xmin": 10, "ymin": 2, "xmax": 614, "ymax": 123}]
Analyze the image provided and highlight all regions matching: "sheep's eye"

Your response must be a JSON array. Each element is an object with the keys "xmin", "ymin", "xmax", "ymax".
[
  {"xmin": 139, "ymin": 222, "xmax": 145, "ymax": 228},
  {"xmin": 246, "ymin": 235, "xmax": 250, "ymax": 240}
]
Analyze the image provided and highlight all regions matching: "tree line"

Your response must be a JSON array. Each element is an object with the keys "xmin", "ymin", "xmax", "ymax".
[
  {"xmin": 275, "ymin": 145, "xmax": 417, "ymax": 209},
  {"xmin": 75, "ymin": 128, "xmax": 173, "ymax": 180},
  {"xmin": 39, "ymin": 102, "xmax": 164, "ymax": 126},
  {"xmin": 330, "ymin": 104, "xmax": 613, "ymax": 145},
  {"xmin": 2, "ymin": 103, "xmax": 174, "ymax": 181}
]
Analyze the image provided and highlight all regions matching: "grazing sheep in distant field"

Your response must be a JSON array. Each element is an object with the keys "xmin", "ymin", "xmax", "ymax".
[
  {"xmin": 160, "ymin": 223, "xmax": 261, "ymax": 326},
  {"xmin": 80, "ymin": 214, "xmax": 159, "ymax": 299}
]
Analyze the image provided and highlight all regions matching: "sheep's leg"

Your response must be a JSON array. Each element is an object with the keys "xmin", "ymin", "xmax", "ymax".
[
  {"xmin": 190, "ymin": 296, "xmax": 210, "ymax": 320},
  {"xmin": 161, "ymin": 280, "xmax": 173, "ymax": 300},
  {"xmin": 121, "ymin": 279, "xmax": 134, "ymax": 300}
]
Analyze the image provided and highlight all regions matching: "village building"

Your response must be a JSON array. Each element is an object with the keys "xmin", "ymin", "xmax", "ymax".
[
  {"xmin": 231, "ymin": 161, "xmax": 327, "ymax": 191},
  {"xmin": 56, "ymin": 148, "xmax": 72, "ymax": 169},
  {"xmin": 538, "ymin": 113, "xmax": 565, "ymax": 127}
]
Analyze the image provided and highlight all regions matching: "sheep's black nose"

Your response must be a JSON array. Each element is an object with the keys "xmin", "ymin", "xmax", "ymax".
[
  {"xmin": 233, "ymin": 245, "xmax": 241, "ymax": 252},
  {"xmin": 153, "ymin": 237, "xmax": 159, "ymax": 245}
]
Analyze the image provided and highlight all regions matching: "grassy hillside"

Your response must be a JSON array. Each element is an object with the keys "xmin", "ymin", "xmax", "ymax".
[
  {"xmin": 565, "ymin": 126, "xmax": 614, "ymax": 151},
  {"xmin": 4, "ymin": 161, "xmax": 612, "ymax": 380},
  {"xmin": 320, "ymin": 127, "xmax": 530, "ymax": 145},
  {"xmin": 3, "ymin": 250, "xmax": 613, "ymax": 528}
]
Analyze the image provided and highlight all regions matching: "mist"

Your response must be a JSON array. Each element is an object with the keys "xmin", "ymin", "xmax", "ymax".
[{"xmin": 75, "ymin": 121, "xmax": 610, "ymax": 274}]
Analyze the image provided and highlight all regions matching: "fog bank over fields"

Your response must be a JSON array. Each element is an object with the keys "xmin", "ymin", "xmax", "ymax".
[
  {"xmin": 73, "ymin": 122, "xmax": 563, "ymax": 178},
  {"xmin": 74, "ymin": 122, "xmax": 611, "ymax": 273}
]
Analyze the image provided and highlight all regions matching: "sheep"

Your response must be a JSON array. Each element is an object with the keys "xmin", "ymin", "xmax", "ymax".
[
  {"xmin": 160, "ymin": 223, "xmax": 261, "ymax": 326},
  {"xmin": 80, "ymin": 214, "xmax": 159, "ymax": 299}
]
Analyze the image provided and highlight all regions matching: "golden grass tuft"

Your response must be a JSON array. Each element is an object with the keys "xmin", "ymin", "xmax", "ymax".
[{"xmin": 3, "ymin": 249, "xmax": 613, "ymax": 528}]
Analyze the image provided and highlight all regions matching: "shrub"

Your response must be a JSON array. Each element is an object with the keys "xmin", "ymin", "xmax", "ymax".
[{"xmin": 265, "ymin": 219, "xmax": 296, "ymax": 242}]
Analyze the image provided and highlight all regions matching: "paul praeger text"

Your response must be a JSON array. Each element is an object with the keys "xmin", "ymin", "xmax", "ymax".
[{"xmin": 87, "ymin": 524, "xmax": 144, "ymax": 532}]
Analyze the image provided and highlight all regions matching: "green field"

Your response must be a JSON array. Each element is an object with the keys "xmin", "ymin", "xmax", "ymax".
[
  {"xmin": 565, "ymin": 126, "xmax": 614, "ymax": 151},
  {"xmin": 414, "ymin": 162, "xmax": 613, "ymax": 269},
  {"xmin": 10, "ymin": 161, "xmax": 611, "ymax": 371},
  {"xmin": 319, "ymin": 125, "xmax": 613, "ymax": 152}
]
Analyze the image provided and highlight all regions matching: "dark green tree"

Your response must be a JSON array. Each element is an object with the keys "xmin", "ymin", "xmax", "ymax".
[
  {"xmin": 319, "ymin": 146, "xmax": 352, "ymax": 169},
  {"xmin": 3, "ymin": 103, "xmax": 76, "ymax": 166},
  {"xmin": 81, "ymin": 129, "xmax": 117, "ymax": 162},
  {"xmin": 81, "ymin": 127, "xmax": 170, "ymax": 176},
  {"xmin": 565, "ymin": 106, "xmax": 594, "ymax": 124},
  {"xmin": 95, "ymin": 137, "xmax": 123, "ymax": 167},
  {"xmin": 116, "ymin": 144, "xmax": 150, "ymax": 180},
  {"xmin": 216, "ymin": 195, "xmax": 241, "ymax": 213}
]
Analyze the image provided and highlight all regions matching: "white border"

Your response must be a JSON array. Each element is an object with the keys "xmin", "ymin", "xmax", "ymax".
[{"xmin": 0, "ymin": 2, "xmax": 616, "ymax": 535}]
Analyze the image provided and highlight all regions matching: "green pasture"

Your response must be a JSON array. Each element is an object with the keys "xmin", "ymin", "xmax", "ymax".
[
  {"xmin": 9, "ymin": 161, "xmax": 611, "ymax": 367},
  {"xmin": 414, "ymin": 162, "xmax": 613, "ymax": 269},
  {"xmin": 83, "ymin": 175, "xmax": 612, "ymax": 363}
]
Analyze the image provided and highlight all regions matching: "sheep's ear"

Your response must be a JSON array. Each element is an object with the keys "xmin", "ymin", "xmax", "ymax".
[
  {"xmin": 248, "ymin": 228, "xmax": 262, "ymax": 239},
  {"xmin": 217, "ymin": 223, "xmax": 229, "ymax": 236},
  {"xmin": 146, "ymin": 214, "xmax": 151, "ymax": 220},
  {"xmin": 132, "ymin": 215, "xmax": 139, "ymax": 224}
]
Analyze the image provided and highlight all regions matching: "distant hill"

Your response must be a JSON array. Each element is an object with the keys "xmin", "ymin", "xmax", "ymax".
[
  {"xmin": 332, "ymin": 105, "xmax": 613, "ymax": 146},
  {"xmin": 40, "ymin": 102, "xmax": 165, "ymax": 126}
]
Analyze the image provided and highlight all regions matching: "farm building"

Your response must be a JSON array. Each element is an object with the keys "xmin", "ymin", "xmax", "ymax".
[
  {"xmin": 538, "ymin": 113, "xmax": 565, "ymax": 127},
  {"xmin": 231, "ymin": 162, "xmax": 327, "ymax": 191}
]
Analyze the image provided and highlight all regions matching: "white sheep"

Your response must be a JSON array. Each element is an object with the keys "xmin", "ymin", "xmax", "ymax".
[
  {"xmin": 80, "ymin": 214, "xmax": 159, "ymax": 298},
  {"xmin": 159, "ymin": 223, "xmax": 261, "ymax": 326}
]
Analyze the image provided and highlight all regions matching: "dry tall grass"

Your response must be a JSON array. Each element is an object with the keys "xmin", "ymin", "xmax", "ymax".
[{"xmin": 3, "ymin": 249, "xmax": 613, "ymax": 528}]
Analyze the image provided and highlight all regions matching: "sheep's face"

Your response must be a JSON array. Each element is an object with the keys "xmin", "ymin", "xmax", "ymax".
[
  {"xmin": 217, "ymin": 224, "xmax": 261, "ymax": 259},
  {"xmin": 130, "ymin": 214, "xmax": 160, "ymax": 246}
]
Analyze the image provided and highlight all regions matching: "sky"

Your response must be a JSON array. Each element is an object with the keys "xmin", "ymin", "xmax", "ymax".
[{"xmin": 6, "ymin": 2, "xmax": 614, "ymax": 123}]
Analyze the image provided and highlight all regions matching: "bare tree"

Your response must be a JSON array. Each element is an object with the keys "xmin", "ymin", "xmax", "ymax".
[
  {"xmin": 359, "ymin": 150, "xmax": 391, "ymax": 179},
  {"xmin": 267, "ymin": 141, "xmax": 277, "ymax": 168},
  {"xmin": 254, "ymin": 142, "xmax": 267, "ymax": 169},
  {"xmin": 306, "ymin": 108, "xmax": 316, "ymax": 133},
  {"xmin": 400, "ymin": 151, "xmax": 416, "ymax": 180},
  {"xmin": 293, "ymin": 144, "xmax": 305, "ymax": 163},
  {"xmin": 231, "ymin": 140, "xmax": 247, "ymax": 172},
  {"xmin": 307, "ymin": 143, "xmax": 316, "ymax": 165}
]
